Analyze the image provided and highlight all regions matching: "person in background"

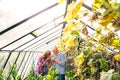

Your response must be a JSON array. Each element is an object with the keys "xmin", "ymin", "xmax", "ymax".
[
  {"xmin": 35, "ymin": 50, "xmax": 52, "ymax": 76},
  {"xmin": 51, "ymin": 47, "xmax": 66, "ymax": 80}
]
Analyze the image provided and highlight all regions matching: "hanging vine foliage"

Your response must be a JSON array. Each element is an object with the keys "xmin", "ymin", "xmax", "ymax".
[{"xmin": 57, "ymin": 0, "xmax": 120, "ymax": 79}]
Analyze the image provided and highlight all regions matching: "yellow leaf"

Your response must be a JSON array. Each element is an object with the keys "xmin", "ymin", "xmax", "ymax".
[
  {"xmin": 62, "ymin": 32, "xmax": 71, "ymax": 41},
  {"xmin": 59, "ymin": 0, "xmax": 65, "ymax": 3},
  {"xmin": 94, "ymin": 3, "xmax": 100, "ymax": 8},
  {"xmin": 66, "ymin": 37, "xmax": 75, "ymax": 47},
  {"xmin": 46, "ymin": 74, "xmax": 52, "ymax": 80},
  {"xmin": 92, "ymin": 0, "xmax": 101, "ymax": 9},
  {"xmin": 95, "ymin": 45, "xmax": 104, "ymax": 50},
  {"xmin": 67, "ymin": 1, "xmax": 75, "ymax": 12},
  {"xmin": 64, "ymin": 13, "xmax": 73, "ymax": 21},
  {"xmin": 96, "ymin": 25, "xmax": 102, "ymax": 33},
  {"xmin": 63, "ymin": 22, "xmax": 75, "ymax": 32},
  {"xmin": 68, "ymin": 39, "xmax": 75, "ymax": 47},
  {"xmin": 64, "ymin": 1, "xmax": 75, "ymax": 20},
  {"xmin": 112, "ymin": 39, "xmax": 120, "ymax": 45},
  {"xmin": 112, "ymin": 39, "xmax": 120, "ymax": 47},
  {"xmin": 114, "ymin": 53, "xmax": 120, "ymax": 61},
  {"xmin": 72, "ymin": 2, "xmax": 83, "ymax": 18},
  {"xmin": 101, "ymin": 13, "xmax": 114, "ymax": 26},
  {"xmin": 75, "ymin": 53, "xmax": 85, "ymax": 65}
]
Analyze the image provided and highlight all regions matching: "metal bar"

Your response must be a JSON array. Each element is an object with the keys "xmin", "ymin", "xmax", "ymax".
[
  {"xmin": 81, "ymin": 20, "xmax": 116, "ymax": 52},
  {"xmin": 0, "ymin": 3, "xmax": 58, "ymax": 35},
  {"xmin": 17, "ymin": 52, "xmax": 27, "ymax": 72},
  {"xmin": 24, "ymin": 30, "xmax": 61, "ymax": 51},
  {"xmin": 2, "ymin": 51, "xmax": 12, "ymax": 68},
  {"xmin": 24, "ymin": 52, "xmax": 36, "ymax": 78},
  {"xmin": 0, "ymin": 50, "xmax": 41, "ymax": 53},
  {"xmin": 18, "ymin": 32, "xmax": 61, "ymax": 74},
  {"xmin": 62, "ymin": 0, "xmax": 76, "ymax": 33},
  {"xmin": 19, "ymin": 52, "xmax": 32, "ymax": 75},
  {"xmin": 33, "ymin": 36, "xmax": 60, "ymax": 51},
  {"xmin": 62, "ymin": 1, "xmax": 90, "ymax": 33},
  {"xmin": 1, "ymin": 2, "xmax": 63, "ymax": 71},
  {"xmin": 6, "ymin": 51, "xmax": 22, "ymax": 79},
  {"xmin": 21, "ymin": 23, "xmax": 62, "ymax": 50},
  {"xmin": 0, "ymin": 53, "xmax": 9, "ymax": 69},
  {"xmin": 80, "ymin": 21, "xmax": 95, "ymax": 31},
  {"xmin": 1, "ymin": 22, "xmax": 62, "ymax": 69},
  {"xmin": 22, "ymin": 36, "xmax": 60, "ymax": 78},
  {"xmin": 62, "ymin": 0, "xmax": 68, "ymax": 30},
  {"xmin": 82, "ymin": 3, "xmax": 119, "ymax": 38},
  {"xmin": 20, "ymin": 52, "xmax": 33, "ymax": 78},
  {"xmin": 0, "ymin": 15, "xmax": 63, "ymax": 50},
  {"xmin": 22, "ymin": 52, "xmax": 35, "ymax": 79},
  {"xmin": 14, "ymin": 52, "xmax": 21, "ymax": 64},
  {"xmin": 13, "ymin": 22, "xmax": 63, "ymax": 51},
  {"xmin": 83, "ymin": 3, "xmax": 92, "ymax": 11}
]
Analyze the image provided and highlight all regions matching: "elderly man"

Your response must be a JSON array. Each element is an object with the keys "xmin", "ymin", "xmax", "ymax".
[{"xmin": 51, "ymin": 47, "xmax": 66, "ymax": 80}]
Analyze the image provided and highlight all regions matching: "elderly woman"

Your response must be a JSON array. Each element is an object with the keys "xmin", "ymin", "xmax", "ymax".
[{"xmin": 35, "ymin": 50, "xmax": 52, "ymax": 76}]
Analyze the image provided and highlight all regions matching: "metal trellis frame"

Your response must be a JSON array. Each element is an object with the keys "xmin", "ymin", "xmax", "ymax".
[{"xmin": 0, "ymin": 3, "xmax": 59, "ymax": 35}]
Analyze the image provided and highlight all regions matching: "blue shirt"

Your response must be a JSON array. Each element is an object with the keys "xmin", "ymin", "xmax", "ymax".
[{"xmin": 52, "ymin": 53, "xmax": 65, "ymax": 74}]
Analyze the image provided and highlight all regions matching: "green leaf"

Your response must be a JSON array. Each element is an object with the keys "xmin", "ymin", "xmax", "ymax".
[
  {"xmin": 83, "ymin": 48, "xmax": 90, "ymax": 55},
  {"xmin": 12, "ymin": 70, "xmax": 18, "ymax": 78},
  {"xmin": 103, "ymin": 8, "xmax": 112, "ymax": 16},
  {"xmin": 100, "ymin": 72, "xmax": 112, "ymax": 80},
  {"xmin": 90, "ymin": 67, "xmax": 98, "ymax": 74},
  {"xmin": 112, "ymin": 73, "xmax": 120, "ymax": 80},
  {"xmin": 0, "ymin": 75, "xmax": 4, "ymax": 80},
  {"xmin": 71, "ymin": 30, "xmax": 80, "ymax": 38},
  {"xmin": 99, "ymin": 58, "xmax": 108, "ymax": 71},
  {"xmin": 17, "ymin": 75, "xmax": 22, "ymax": 80},
  {"xmin": 0, "ymin": 69, "xmax": 3, "ymax": 75}
]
